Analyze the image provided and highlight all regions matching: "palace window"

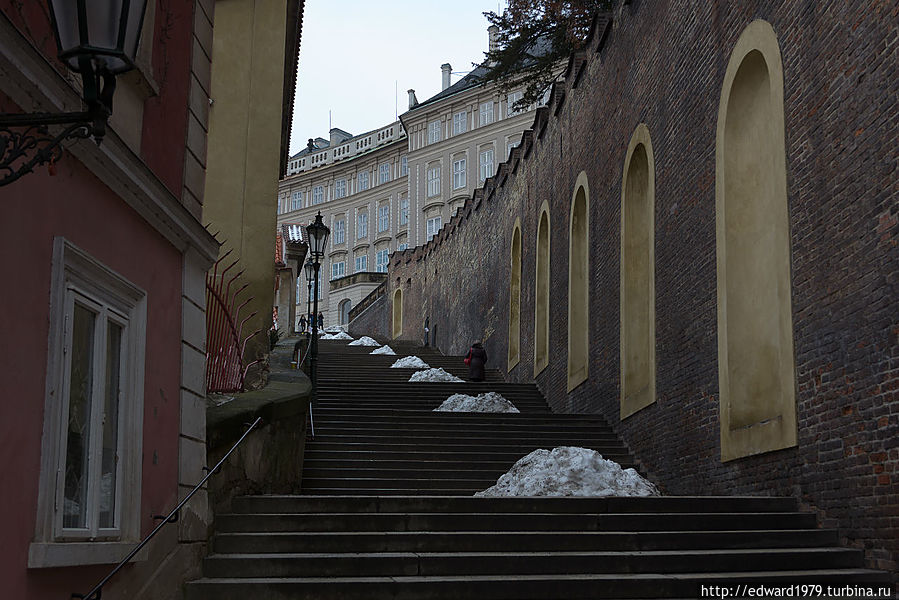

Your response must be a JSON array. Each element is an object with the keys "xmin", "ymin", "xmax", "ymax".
[
  {"xmin": 312, "ymin": 185, "xmax": 324, "ymax": 205},
  {"xmin": 357, "ymin": 212, "xmax": 368, "ymax": 238},
  {"xmin": 453, "ymin": 158, "xmax": 466, "ymax": 190},
  {"xmin": 479, "ymin": 101, "xmax": 494, "ymax": 126},
  {"xmin": 334, "ymin": 179, "xmax": 346, "ymax": 199},
  {"xmin": 376, "ymin": 248, "xmax": 389, "ymax": 272},
  {"xmin": 379, "ymin": 163, "xmax": 390, "ymax": 184},
  {"xmin": 378, "ymin": 205, "xmax": 390, "ymax": 232},
  {"xmin": 453, "ymin": 111, "xmax": 467, "ymax": 135},
  {"xmin": 358, "ymin": 171, "xmax": 369, "ymax": 191},
  {"xmin": 399, "ymin": 198, "xmax": 409, "ymax": 226},
  {"xmin": 479, "ymin": 148, "xmax": 494, "ymax": 183},
  {"xmin": 334, "ymin": 218, "xmax": 345, "ymax": 245},
  {"xmin": 428, "ymin": 120, "xmax": 440, "ymax": 144},
  {"xmin": 426, "ymin": 216, "xmax": 442, "ymax": 241},
  {"xmin": 427, "ymin": 166, "xmax": 441, "ymax": 197}
]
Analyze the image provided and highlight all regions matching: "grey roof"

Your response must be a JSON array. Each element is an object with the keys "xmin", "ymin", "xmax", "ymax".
[
  {"xmin": 411, "ymin": 64, "xmax": 491, "ymax": 110},
  {"xmin": 288, "ymin": 137, "xmax": 329, "ymax": 160}
]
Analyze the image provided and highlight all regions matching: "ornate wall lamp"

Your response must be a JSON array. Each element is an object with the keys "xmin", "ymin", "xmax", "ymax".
[{"xmin": 0, "ymin": 0, "xmax": 148, "ymax": 186}]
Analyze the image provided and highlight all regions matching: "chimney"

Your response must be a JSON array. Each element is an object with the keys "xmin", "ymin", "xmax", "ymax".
[
  {"xmin": 407, "ymin": 89, "xmax": 418, "ymax": 110},
  {"xmin": 441, "ymin": 63, "xmax": 452, "ymax": 91},
  {"xmin": 488, "ymin": 25, "xmax": 499, "ymax": 53}
]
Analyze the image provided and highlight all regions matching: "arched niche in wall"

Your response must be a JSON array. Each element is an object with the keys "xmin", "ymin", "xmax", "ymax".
[
  {"xmin": 716, "ymin": 19, "xmax": 796, "ymax": 461},
  {"xmin": 568, "ymin": 172, "xmax": 590, "ymax": 391},
  {"xmin": 508, "ymin": 218, "xmax": 522, "ymax": 371},
  {"xmin": 620, "ymin": 124, "xmax": 656, "ymax": 419},
  {"xmin": 392, "ymin": 288, "xmax": 403, "ymax": 339},
  {"xmin": 534, "ymin": 202, "xmax": 551, "ymax": 376},
  {"xmin": 338, "ymin": 298, "xmax": 352, "ymax": 325}
]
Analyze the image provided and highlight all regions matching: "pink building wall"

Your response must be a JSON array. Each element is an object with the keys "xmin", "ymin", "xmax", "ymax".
[{"xmin": 0, "ymin": 108, "xmax": 183, "ymax": 598}]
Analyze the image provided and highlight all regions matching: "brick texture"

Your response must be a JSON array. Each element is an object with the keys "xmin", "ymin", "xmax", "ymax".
[{"xmin": 375, "ymin": 0, "xmax": 899, "ymax": 577}]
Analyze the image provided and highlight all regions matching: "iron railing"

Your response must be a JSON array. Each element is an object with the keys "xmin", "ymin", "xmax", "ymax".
[
  {"xmin": 72, "ymin": 417, "xmax": 263, "ymax": 600},
  {"xmin": 206, "ymin": 250, "xmax": 262, "ymax": 392}
]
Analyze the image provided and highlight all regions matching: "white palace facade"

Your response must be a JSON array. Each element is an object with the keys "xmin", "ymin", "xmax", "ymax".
[{"xmin": 277, "ymin": 42, "xmax": 542, "ymax": 327}]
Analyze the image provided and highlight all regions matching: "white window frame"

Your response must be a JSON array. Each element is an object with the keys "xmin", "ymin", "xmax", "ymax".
[
  {"xmin": 479, "ymin": 148, "xmax": 494, "ymax": 183},
  {"xmin": 378, "ymin": 205, "xmax": 389, "ymax": 233},
  {"xmin": 428, "ymin": 120, "xmax": 440, "ymax": 144},
  {"xmin": 331, "ymin": 260, "xmax": 346, "ymax": 280},
  {"xmin": 453, "ymin": 111, "xmax": 467, "ymax": 135},
  {"xmin": 335, "ymin": 179, "xmax": 346, "ymax": 199},
  {"xmin": 31, "ymin": 238, "xmax": 147, "ymax": 568},
  {"xmin": 426, "ymin": 216, "xmax": 442, "ymax": 241},
  {"xmin": 400, "ymin": 156, "xmax": 408, "ymax": 176},
  {"xmin": 357, "ymin": 212, "xmax": 368, "ymax": 239},
  {"xmin": 479, "ymin": 101, "xmax": 494, "ymax": 126},
  {"xmin": 354, "ymin": 254, "xmax": 368, "ymax": 272},
  {"xmin": 506, "ymin": 90, "xmax": 524, "ymax": 117},
  {"xmin": 397, "ymin": 242, "xmax": 409, "ymax": 251},
  {"xmin": 378, "ymin": 163, "xmax": 390, "ymax": 184},
  {"xmin": 291, "ymin": 190, "xmax": 302, "ymax": 211},
  {"xmin": 334, "ymin": 219, "xmax": 345, "ymax": 245},
  {"xmin": 312, "ymin": 185, "xmax": 324, "ymax": 205},
  {"xmin": 376, "ymin": 248, "xmax": 389, "ymax": 272},
  {"xmin": 427, "ymin": 166, "xmax": 441, "ymax": 198},
  {"xmin": 358, "ymin": 171, "xmax": 369, "ymax": 191},
  {"xmin": 453, "ymin": 158, "xmax": 466, "ymax": 190},
  {"xmin": 399, "ymin": 198, "xmax": 409, "ymax": 226}
]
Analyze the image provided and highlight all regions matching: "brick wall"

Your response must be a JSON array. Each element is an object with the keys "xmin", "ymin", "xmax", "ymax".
[{"xmin": 383, "ymin": 0, "xmax": 898, "ymax": 575}]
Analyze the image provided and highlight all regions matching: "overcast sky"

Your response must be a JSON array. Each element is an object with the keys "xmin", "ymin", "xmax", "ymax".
[{"xmin": 289, "ymin": 0, "xmax": 505, "ymax": 156}]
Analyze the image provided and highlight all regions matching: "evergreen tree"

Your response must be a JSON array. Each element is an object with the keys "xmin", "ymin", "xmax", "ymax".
[{"xmin": 481, "ymin": 1, "xmax": 614, "ymax": 111}]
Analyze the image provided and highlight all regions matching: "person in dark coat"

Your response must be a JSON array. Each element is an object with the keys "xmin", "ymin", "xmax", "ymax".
[
  {"xmin": 318, "ymin": 312, "xmax": 324, "ymax": 329},
  {"xmin": 466, "ymin": 342, "xmax": 487, "ymax": 382},
  {"xmin": 299, "ymin": 315, "xmax": 307, "ymax": 333}
]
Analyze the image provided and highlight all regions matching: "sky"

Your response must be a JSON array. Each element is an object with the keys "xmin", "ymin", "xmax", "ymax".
[{"xmin": 289, "ymin": 0, "xmax": 505, "ymax": 156}]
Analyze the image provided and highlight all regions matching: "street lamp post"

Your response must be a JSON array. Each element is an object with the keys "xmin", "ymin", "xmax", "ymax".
[
  {"xmin": 304, "ymin": 259, "xmax": 314, "ymax": 336},
  {"xmin": 304, "ymin": 212, "xmax": 330, "ymax": 437}
]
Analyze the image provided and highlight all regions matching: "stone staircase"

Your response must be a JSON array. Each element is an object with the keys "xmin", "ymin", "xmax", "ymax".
[{"xmin": 186, "ymin": 338, "xmax": 892, "ymax": 599}]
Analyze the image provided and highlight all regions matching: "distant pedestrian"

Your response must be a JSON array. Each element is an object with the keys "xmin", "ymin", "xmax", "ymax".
[
  {"xmin": 318, "ymin": 312, "xmax": 324, "ymax": 329},
  {"xmin": 299, "ymin": 315, "xmax": 307, "ymax": 332},
  {"xmin": 465, "ymin": 342, "xmax": 487, "ymax": 382}
]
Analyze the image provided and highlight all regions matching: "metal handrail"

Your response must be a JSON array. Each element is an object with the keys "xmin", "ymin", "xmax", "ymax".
[{"xmin": 72, "ymin": 416, "xmax": 264, "ymax": 600}]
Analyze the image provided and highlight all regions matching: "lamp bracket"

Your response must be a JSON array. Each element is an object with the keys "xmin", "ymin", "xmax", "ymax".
[{"xmin": 0, "ymin": 70, "xmax": 114, "ymax": 187}]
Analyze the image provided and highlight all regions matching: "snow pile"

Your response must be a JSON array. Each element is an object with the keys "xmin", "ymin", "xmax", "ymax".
[
  {"xmin": 348, "ymin": 336, "xmax": 380, "ymax": 346},
  {"xmin": 390, "ymin": 356, "xmax": 430, "ymax": 369},
  {"xmin": 409, "ymin": 368, "xmax": 464, "ymax": 383},
  {"xmin": 324, "ymin": 325, "xmax": 344, "ymax": 334},
  {"xmin": 321, "ymin": 331, "xmax": 354, "ymax": 341},
  {"xmin": 371, "ymin": 345, "xmax": 396, "ymax": 355},
  {"xmin": 475, "ymin": 446, "xmax": 659, "ymax": 497},
  {"xmin": 435, "ymin": 392, "xmax": 520, "ymax": 413}
]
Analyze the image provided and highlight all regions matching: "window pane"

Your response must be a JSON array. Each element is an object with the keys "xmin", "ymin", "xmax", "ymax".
[
  {"xmin": 64, "ymin": 303, "xmax": 96, "ymax": 529},
  {"xmin": 99, "ymin": 321, "xmax": 122, "ymax": 529}
]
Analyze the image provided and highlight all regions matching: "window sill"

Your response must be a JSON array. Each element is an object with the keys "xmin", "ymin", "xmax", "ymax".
[{"xmin": 28, "ymin": 541, "xmax": 148, "ymax": 568}]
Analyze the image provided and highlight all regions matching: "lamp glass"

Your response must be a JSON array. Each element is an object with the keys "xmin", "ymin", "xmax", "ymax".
[
  {"xmin": 304, "ymin": 261, "xmax": 315, "ymax": 282},
  {"xmin": 48, "ymin": 0, "xmax": 148, "ymax": 74},
  {"xmin": 306, "ymin": 212, "xmax": 330, "ymax": 259}
]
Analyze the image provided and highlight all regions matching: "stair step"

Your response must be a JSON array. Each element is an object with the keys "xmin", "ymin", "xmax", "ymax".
[
  {"xmin": 215, "ymin": 512, "xmax": 817, "ymax": 533},
  {"xmin": 200, "ymin": 547, "xmax": 863, "ymax": 578},
  {"xmin": 232, "ymin": 495, "xmax": 800, "ymax": 514},
  {"xmin": 185, "ymin": 569, "xmax": 891, "ymax": 600},
  {"xmin": 212, "ymin": 529, "xmax": 841, "ymax": 554}
]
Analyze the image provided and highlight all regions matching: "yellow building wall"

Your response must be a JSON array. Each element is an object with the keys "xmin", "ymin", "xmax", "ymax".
[{"xmin": 204, "ymin": 0, "xmax": 289, "ymax": 378}]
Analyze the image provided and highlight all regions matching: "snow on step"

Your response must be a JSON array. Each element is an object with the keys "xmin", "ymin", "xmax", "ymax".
[{"xmin": 476, "ymin": 446, "xmax": 659, "ymax": 498}]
